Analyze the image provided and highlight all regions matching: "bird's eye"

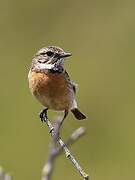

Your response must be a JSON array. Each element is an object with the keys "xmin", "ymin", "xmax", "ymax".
[
  {"xmin": 40, "ymin": 52, "xmax": 46, "ymax": 56},
  {"xmin": 46, "ymin": 51, "xmax": 53, "ymax": 56}
]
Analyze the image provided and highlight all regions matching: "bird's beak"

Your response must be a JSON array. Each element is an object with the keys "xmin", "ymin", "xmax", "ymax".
[{"xmin": 59, "ymin": 52, "xmax": 72, "ymax": 58}]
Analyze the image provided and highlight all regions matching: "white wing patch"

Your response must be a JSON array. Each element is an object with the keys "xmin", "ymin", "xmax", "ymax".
[{"xmin": 71, "ymin": 99, "xmax": 78, "ymax": 110}]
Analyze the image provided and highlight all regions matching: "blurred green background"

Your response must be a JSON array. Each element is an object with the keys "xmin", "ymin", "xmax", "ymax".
[{"xmin": 0, "ymin": 0, "xmax": 135, "ymax": 179}]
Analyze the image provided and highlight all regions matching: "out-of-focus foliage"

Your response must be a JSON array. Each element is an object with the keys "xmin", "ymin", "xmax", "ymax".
[{"xmin": 0, "ymin": 0, "xmax": 134, "ymax": 179}]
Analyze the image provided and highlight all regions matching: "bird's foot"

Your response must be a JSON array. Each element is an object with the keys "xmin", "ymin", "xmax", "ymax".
[{"xmin": 39, "ymin": 108, "xmax": 48, "ymax": 122}]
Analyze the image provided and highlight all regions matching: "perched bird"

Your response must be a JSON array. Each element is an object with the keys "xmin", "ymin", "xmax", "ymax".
[{"xmin": 28, "ymin": 46, "xmax": 86, "ymax": 124}]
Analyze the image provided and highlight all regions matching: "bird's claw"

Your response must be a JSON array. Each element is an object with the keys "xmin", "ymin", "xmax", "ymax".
[{"xmin": 39, "ymin": 109, "xmax": 48, "ymax": 122}]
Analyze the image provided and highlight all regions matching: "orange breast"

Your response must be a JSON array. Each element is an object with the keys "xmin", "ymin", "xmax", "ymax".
[{"xmin": 28, "ymin": 71, "xmax": 73, "ymax": 110}]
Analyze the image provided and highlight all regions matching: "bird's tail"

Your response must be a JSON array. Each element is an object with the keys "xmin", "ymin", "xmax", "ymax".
[{"xmin": 71, "ymin": 108, "xmax": 86, "ymax": 120}]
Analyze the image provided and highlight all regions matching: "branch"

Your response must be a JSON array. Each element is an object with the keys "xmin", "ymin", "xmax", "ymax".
[
  {"xmin": 42, "ymin": 125, "xmax": 86, "ymax": 180},
  {"xmin": 40, "ymin": 112, "xmax": 89, "ymax": 180}
]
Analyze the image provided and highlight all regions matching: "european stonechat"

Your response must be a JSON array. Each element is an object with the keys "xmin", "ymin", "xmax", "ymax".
[{"xmin": 28, "ymin": 46, "xmax": 86, "ymax": 124}]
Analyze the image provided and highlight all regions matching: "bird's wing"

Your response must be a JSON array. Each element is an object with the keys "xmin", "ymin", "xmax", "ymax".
[{"xmin": 64, "ymin": 70, "xmax": 78, "ymax": 94}]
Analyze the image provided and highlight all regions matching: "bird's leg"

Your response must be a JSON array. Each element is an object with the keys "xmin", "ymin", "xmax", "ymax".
[
  {"xmin": 60, "ymin": 110, "xmax": 69, "ymax": 127},
  {"xmin": 39, "ymin": 109, "xmax": 68, "ymax": 141},
  {"xmin": 40, "ymin": 108, "xmax": 49, "ymax": 122},
  {"xmin": 53, "ymin": 110, "xmax": 69, "ymax": 141}
]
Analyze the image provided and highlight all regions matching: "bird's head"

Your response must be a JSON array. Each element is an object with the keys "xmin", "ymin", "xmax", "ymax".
[{"xmin": 31, "ymin": 46, "xmax": 72, "ymax": 72}]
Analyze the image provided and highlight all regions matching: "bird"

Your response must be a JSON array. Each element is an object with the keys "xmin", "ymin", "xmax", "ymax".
[{"xmin": 28, "ymin": 46, "xmax": 86, "ymax": 125}]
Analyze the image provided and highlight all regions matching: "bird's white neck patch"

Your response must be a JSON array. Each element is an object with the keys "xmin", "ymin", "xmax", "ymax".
[{"xmin": 38, "ymin": 63, "xmax": 55, "ymax": 70}]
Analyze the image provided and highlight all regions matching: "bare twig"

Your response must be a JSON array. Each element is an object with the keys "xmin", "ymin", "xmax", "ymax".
[
  {"xmin": 40, "ymin": 112, "xmax": 89, "ymax": 180},
  {"xmin": 42, "ymin": 124, "xmax": 86, "ymax": 180}
]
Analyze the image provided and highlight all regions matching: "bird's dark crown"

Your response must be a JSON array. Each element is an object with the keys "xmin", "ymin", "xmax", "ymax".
[{"xmin": 36, "ymin": 46, "xmax": 65, "ymax": 56}]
